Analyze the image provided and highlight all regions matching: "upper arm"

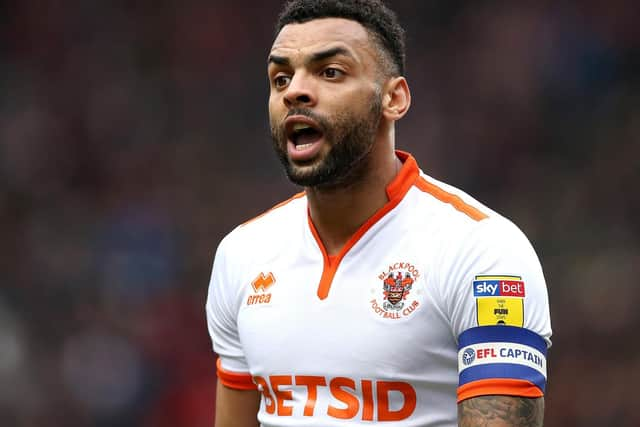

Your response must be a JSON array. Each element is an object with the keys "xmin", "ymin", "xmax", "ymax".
[
  {"xmin": 215, "ymin": 381, "xmax": 261, "ymax": 427},
  {"xmin": 438, "ymin": 218, "xmax": 552, "ymax": 402},
  {"xmin": 459, "ymin": 395, "xmax": 544, "ymax": 427},
  {"xmin": 207, "ymin": 237, "xmax": 262, "ymax": 423},
  {"xmin": 206, "ymin": 237, "xmax": 250, "ymax": 372}
]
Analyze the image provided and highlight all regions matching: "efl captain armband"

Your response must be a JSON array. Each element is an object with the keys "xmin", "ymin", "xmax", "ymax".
[{"xmin": 457, "ymin": 326, "xmax": 547, "ymax": 402}]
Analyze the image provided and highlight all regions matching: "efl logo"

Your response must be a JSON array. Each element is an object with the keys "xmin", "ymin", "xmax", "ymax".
[
  {"xmin": 473, "ymin": 275, "xmax": 525, "ymax": 297},
  {"xmin": 462, "ymin": 348, "xmax": 476, "ymax": 366}
]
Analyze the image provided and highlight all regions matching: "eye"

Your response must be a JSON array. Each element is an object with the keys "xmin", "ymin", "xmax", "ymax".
[
  {"xmin": 274, "ymin": 75, "xmax": 291, "ymax": 89},
  {"xmin": 321, "ymin": 67, "xmax": 344, "ymax": 79}
]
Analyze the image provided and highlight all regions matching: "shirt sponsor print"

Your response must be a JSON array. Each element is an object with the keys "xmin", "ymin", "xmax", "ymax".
[
  {"xmin": 253, "ymin": 374, "xmax": 416, "ymax": 421},
  {"xmin": 473, "ymin": 275, "xmax": 525, "ymax": 327}
]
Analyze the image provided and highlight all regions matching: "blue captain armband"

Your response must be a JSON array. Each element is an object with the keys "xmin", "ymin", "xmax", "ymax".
[{"xmin": 457, "ymin": 326, "xmax": 548, "ymax": 402}]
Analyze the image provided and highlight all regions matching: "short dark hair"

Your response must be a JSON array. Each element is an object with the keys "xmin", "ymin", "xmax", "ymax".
[{"xmin": 275, "ymin": 0, "xmax": 406, "ymax": 76}]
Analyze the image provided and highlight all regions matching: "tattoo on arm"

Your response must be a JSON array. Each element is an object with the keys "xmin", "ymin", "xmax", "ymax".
[{"xmin": 458, "ymin": 396, "xmax": 544, "ymax": 427}]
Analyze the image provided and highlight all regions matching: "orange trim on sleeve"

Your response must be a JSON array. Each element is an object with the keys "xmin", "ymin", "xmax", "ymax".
[
  {"xmin": 216, "ymin": 358, "xmax": 257, "ymax": 390},
  {"xmin": 457, "ymin": 378, "xmax": 543, "ymax": 403},
  {"xmin": 312, "ymin": 151, "xmax": 420, "ymax": 300},
  {"xmin": 241, "ymin": 192, "xmax": 306, "ymax": 227},
  {"xmin": 414, "ymin": 177, "xmax": 488, "ymax": 222}
]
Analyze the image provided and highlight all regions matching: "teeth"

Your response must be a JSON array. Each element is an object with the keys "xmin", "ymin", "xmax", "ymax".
[
  {"xmin": 296, "ymin": 143, "xmax": 313, "ymax": 150},
  {"xmin": 293, "ymin": 123, "xmax": 312, "ymax": 132}
]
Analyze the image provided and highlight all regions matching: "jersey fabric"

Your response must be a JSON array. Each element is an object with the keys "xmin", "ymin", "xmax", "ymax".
[{"xmin": 206, "ymin": 151, "xmax": 552, "ymax": 426}]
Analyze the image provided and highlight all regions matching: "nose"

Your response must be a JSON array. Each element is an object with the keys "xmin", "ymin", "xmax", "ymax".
[{"xmin": 283, "ymin": 73, "xmax": 316, "ymax": 108}]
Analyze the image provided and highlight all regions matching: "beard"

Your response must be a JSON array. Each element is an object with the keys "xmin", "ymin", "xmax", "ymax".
[{"xmin": 270, "ymin": 92, "xmax": 382, "ymax": 189}]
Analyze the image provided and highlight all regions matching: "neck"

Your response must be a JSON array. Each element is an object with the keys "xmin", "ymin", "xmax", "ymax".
[{"xmin": 306, "ymin": 125, "xmax": 402, "ymax": 256}]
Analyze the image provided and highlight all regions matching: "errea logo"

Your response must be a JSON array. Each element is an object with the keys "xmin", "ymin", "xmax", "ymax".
[
  {"xmin": 248, "ymin": 272, "xmax": 275, "ymax": 305},
  {"xmin": 252, "ymin": 272, "xmax": 275, "ymax": 292}
]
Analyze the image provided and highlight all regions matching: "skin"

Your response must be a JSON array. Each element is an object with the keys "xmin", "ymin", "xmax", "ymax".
[
  {"xmin": 214, "ymin": 381, "xmax": 260, "ymax": 427},
  {"xmin": 458, "ymin": 396, "xmax": 545, "ymax": 427},
  {"xmin": 214, "ymin": 17, "xmax": 544, "ymax": 427},
  {"xmin": 267, "ymin": 17, "xmax": 410, "ymax": 255}
]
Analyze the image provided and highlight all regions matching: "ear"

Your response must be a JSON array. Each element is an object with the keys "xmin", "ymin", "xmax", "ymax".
[{"xmin": 381, "ymin": 76, "xmax": 411, "ymax": 121}]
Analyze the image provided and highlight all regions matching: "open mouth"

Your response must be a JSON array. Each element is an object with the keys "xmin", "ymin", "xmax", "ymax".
[
  {"xmin": 291, "ymin": 123, "xmax": 323, "ymax": 149},
  {"xmin": 285, "ymin": 117, "xmax": 324, "ymax": 150}
]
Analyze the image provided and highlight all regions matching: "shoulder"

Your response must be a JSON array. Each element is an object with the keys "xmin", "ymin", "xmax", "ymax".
[
  {"xmin": 411, "ymin": 172, "xmax": 492, "ymax": 224},
  {"xmin": 407, "ymin": 172, "xmax": 526, "ymax": 242},
  {"xmin": 240, "ymin": 191, "xmax": 307, "ymax": 229},
  {"xmin": 407, "ymin": 171, "xmax": 542, "ymax": 287},
  {"xmin": 216, "ymin": 191, "xmax": 307, "ymax": 259}
]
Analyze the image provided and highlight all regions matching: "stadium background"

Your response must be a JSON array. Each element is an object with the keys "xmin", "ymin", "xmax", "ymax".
[{"xmin": 0, "ymin": 0, "xmax": 638, "ymax": 426}]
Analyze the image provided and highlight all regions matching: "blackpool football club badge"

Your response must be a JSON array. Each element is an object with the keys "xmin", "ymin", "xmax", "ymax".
[{"xmin": 370, "ymin": 262, "xmax": 421, "ymax": 320}]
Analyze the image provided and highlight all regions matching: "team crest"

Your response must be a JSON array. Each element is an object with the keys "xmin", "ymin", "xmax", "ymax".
[
  {"xmin": 370, "ymin": 262, "xmax": 421, "ymax": 320},
  {"xmin": 382, "ymin": 271, "xmax": 414, "ymax": 310}
]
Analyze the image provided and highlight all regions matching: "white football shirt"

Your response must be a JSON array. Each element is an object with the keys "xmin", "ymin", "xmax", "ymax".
[{"xmin": 206, "ymin": 151, "xmax": 552, "ymax": 426}]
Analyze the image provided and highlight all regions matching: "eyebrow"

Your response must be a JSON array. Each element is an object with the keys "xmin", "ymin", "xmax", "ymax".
[
  {"xmin": 309, "ymin": 47, "xmax": 354, "ymax": 64},
  {"xmin": 268, "ymin": 46, "xmax": 355, "ymax": 67},
  {"xmin": 268, "ymin": 54, "xmax": 290, "ymax": 66}
]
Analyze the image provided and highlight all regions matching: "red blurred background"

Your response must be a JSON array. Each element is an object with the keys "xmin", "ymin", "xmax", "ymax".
[{"xmin": 0, "ymin": 1, "xmax": 638, "ymax": 426}]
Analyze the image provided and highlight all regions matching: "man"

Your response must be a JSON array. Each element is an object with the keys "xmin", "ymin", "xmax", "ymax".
[{"xmin": 206, "ymin": 1, "xmax": 552, "ymax": 426}]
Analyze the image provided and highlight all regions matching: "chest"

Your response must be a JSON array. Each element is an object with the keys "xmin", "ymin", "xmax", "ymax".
[{"xmin": 236, "ymin": 243, "xmax": 453, "ymax": 378}]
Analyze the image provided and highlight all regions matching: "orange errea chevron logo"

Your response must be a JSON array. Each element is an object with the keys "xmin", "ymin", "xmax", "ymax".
[
  {"xmin": 252, "ymin": 272, "xmax": 275, "ymax": 292},
  {"xmin": 248, "ymin": 272, "xmax": 275, "ymax": 306}
]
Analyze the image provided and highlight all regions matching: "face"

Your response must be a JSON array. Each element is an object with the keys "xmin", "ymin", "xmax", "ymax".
[{"xmin": 268, "ymin": 18, "xmax": 384, "ymax": 188}]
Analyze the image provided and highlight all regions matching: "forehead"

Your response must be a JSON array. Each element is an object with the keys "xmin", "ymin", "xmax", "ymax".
[{"xmin": 271, "ymin": 17, "xmax": 375, "ymax": 59}]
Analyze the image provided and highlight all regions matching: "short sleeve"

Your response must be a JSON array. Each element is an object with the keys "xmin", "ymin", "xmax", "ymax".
[
  {"xmin": 438, "ymin": 217, "xmax": 552, "ymax": 402},
  {"xmin": 205, "ymin": 237, "xmax": 257, "ymax": 390}
]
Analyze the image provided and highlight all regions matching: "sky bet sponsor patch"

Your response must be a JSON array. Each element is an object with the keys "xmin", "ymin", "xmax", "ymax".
[
  {"xmin": 474, "ymin": 275, "xmax": 525, "ymax": 327},
  {"xmin": 473, "ymin": 275, "xmax": 525, "ymax": 297}
]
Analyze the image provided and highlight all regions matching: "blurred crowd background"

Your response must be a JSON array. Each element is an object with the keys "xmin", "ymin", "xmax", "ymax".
[{"xmin": 0, "ymin": 0, "xmax": 638, "ymax": 426}]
